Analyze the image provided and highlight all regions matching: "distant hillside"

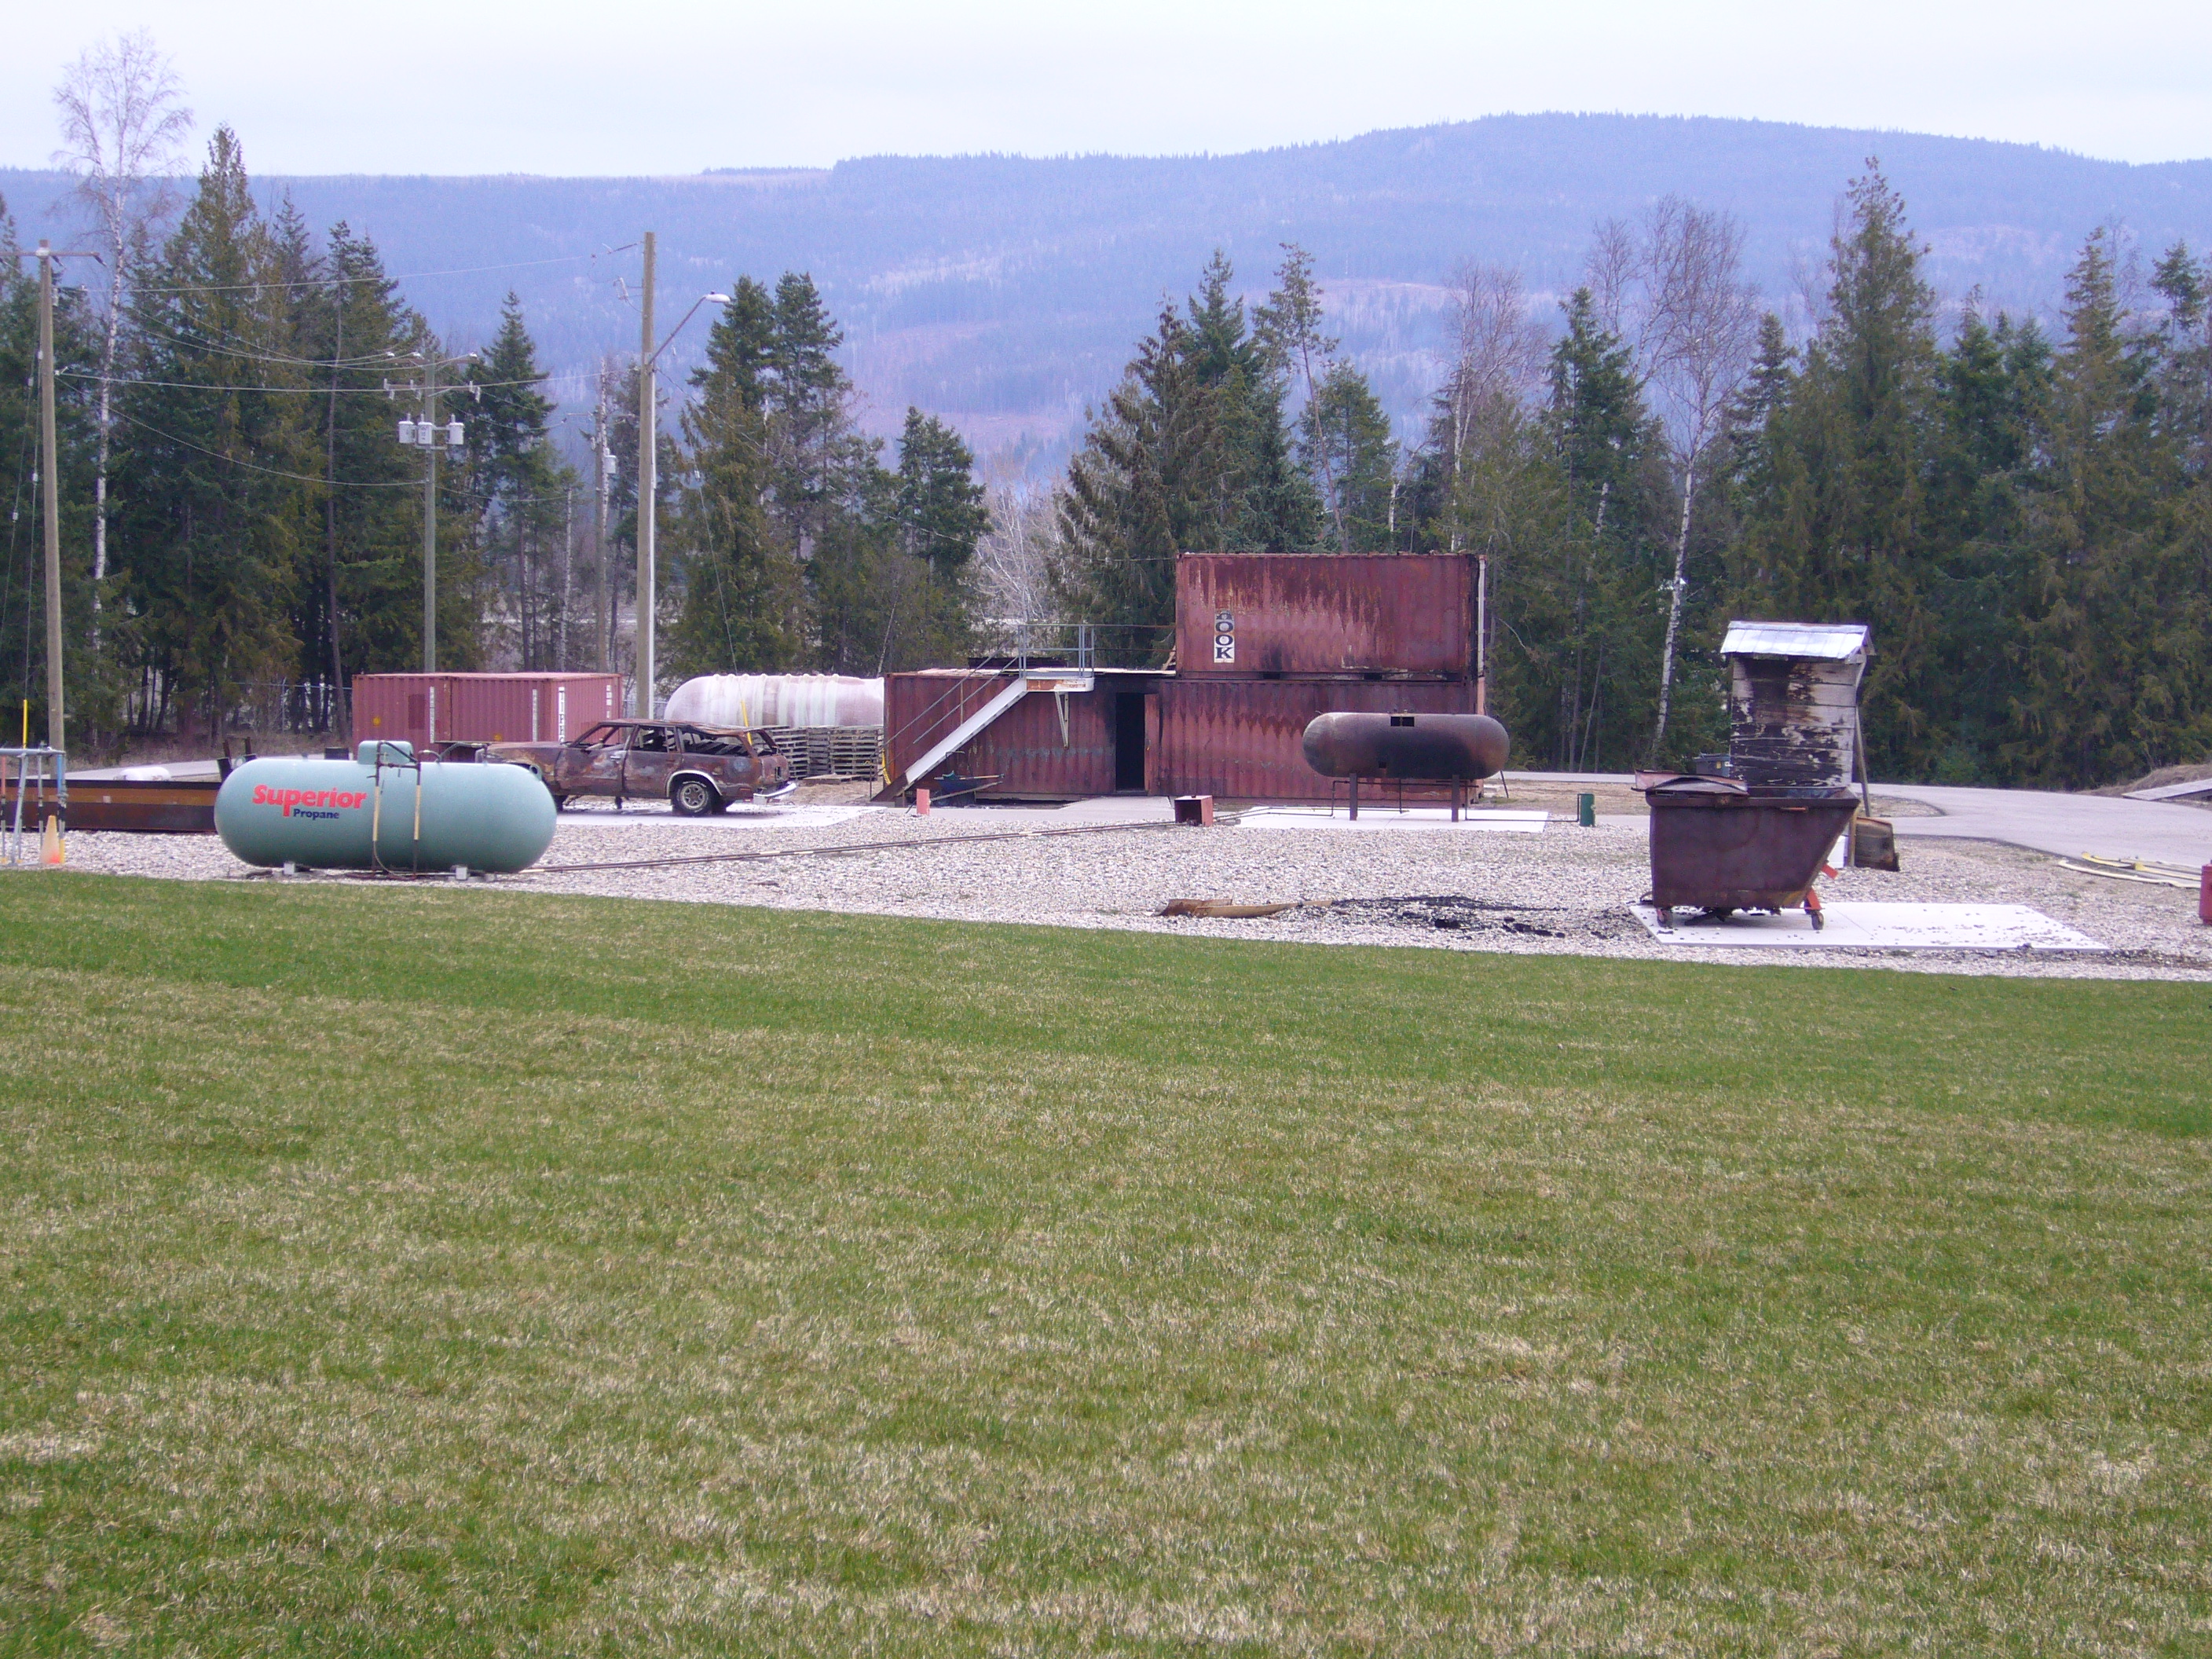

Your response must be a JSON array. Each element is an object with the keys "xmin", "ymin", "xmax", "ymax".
[{"xmin": 7, "ymin": 114, "xmax": 2210, "ymax": 474}]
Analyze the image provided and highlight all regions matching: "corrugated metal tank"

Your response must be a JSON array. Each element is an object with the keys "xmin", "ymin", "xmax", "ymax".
[
  {"xmin": 353, "ymin": 673, "xmax": 624, "ymax": 749},
  {"xmin": 1175, "ymin": 553, "xmax": 1474, "ymax": 679},
  {"xmin": 214, "ymin": 742, "xmax": 556, "ymax": 873},
  {"xmin": 667, "ymin": 674, "xmax": 884, "ymax": 730}
]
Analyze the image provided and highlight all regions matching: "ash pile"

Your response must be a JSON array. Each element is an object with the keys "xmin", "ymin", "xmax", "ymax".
[{"xmin": 1314, "ymin": 896, "xmax": 1645, "ymax": 943}]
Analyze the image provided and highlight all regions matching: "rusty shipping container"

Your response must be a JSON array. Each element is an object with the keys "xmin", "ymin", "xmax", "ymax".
[
  {"xmin": 884, "ymin": 669, "xmax": 1165, "ymax": 798},
  {"xmin": 352, "ymin": 673, "xmax": 624, "ymax": 751},
  {"xmin": 1175, "ymin": 552, "xmax": 1474, "ymax": 679},
  {"xmin": 1156, "ymin": 677, "xmax": 1481, "ymax": 800}
]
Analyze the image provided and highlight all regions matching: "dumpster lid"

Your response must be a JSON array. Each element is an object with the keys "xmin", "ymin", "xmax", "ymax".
[
  {"xmin": 1635, "ymin": 771, "xmax": 1749, "ymax": 795},
  {"xmin": 1719, "ymin": 621, "xmax": 1869, "ymax": 661}
]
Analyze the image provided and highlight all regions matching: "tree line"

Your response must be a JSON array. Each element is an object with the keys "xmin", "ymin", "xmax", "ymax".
[
  {"xmin": 4, "ymin": 36, "xmax": 990, "ymax": 751},
  {"xmin": 1053, "ymin": 169, "xmax": 2212, "ymax": 787}
]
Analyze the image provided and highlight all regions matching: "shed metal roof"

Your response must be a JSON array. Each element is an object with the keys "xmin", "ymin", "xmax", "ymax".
[{"xmin": 1719, "ymin": 621, "xmax": 1870, "ymax": 661}]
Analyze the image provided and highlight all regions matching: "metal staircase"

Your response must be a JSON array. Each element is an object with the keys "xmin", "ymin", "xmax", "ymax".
[{"xmin": 901, "ymin": 670, "xmax": 1094, "ymax": 789}]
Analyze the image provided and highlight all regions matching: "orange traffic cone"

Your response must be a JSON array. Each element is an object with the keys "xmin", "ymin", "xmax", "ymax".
[{"xmin": 39, "ymin": 814, "xmax": 63, "ymax": 866}]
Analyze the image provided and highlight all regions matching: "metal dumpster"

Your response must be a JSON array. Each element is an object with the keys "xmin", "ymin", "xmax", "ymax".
[{"xmin": 1635, "ymin": 772, "xmax": 1859, "ymax": 928}]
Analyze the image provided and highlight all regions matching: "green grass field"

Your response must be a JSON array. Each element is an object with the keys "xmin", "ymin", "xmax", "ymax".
[{"xmin": 2, "ymin": 873, "xmax": 2207, "ymax": 1655}]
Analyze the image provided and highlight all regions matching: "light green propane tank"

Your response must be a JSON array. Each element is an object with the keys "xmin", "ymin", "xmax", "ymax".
[{"xmin": 214, "ymin": 742, "xmax": 556, "ymax": 873}]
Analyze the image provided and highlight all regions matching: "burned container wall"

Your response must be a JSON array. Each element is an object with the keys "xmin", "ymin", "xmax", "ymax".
[
  {"xmin": 352, "ymin": 673, "xmax": 624, "ymax": 749},
  {"xmin": 1726, "ymin": 657, "xmax": 1861, "ymax": 788},
  {"xmin": 884, "ymin": 670, "xmax": 1137, "ymax": 797},
  {"xmin": 1159, "ymin": 678, "xmax": 1480, "ymax": 800},
  {"xmin": 1174, "ymin": 553, "xmax": 1474, "ymax": 679},
  {"xmin": 963, "ymin": 689, "xmax": 1118, "ymax": 797},
  {"xmin": 884, "ymin": 671, "xmax": 1018, "ymax": 786}
]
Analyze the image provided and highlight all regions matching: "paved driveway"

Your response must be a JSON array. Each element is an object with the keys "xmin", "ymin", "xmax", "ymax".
[{"xmin": 1880, "ymin": 785, "xmax": 2212, "ymax": 867}]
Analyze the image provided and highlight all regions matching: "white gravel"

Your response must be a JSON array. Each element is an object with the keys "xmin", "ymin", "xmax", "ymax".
[{"xmin": 33, "ymin": 792, "xmax": 2212, "ymax": 982}]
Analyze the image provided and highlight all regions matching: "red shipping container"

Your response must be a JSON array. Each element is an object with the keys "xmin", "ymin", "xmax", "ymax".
[
  {"xmin": 1156, "ymin": 676, "xmax": 1482, "ymax": 800},
  {"xmin": 884, "ymin": 669, "xmax": 1166, "ymax": 798},
  {"xmin": 1176, "ymin": 552, "xmax": 1474, "ymax": 679},
  {"xmin": 887, "ymin": 670, "xmax": 1488, "ymax": 803},
  {"xmin": 352, "ymin": 673, "xmax": 624, "ymax": 750}
]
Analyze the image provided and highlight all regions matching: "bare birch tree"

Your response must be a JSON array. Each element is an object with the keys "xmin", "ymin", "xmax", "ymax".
[
  {"xmin": 52, "ymin": 31, "xmax": 193, "ymax": 615},
  {"xmin": 1437, "ymin": 263, "xmax": 1547, "ymax": 550},
  {"xmin": 1584, "ymin": 218, "xmax": 1638, "ymax": 337},
  {"xmin": 1623, "ymin": 197, "xmax": 1760, "ymax": 760},
  {"xmin": 974, "ymin": 479, "xmax": 1064, "ymax": 643}
]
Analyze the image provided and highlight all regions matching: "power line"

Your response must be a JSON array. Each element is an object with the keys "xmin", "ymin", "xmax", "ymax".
[
  {"xmin": 108, "ymin": 408, "xmax": 421, "ymax": 488},
  {"xmin": 60, "ymin": 368, "xmax": 580, "ymax": 396},
  {"xmin": 120, "ymin": 249, "xmax": 631, "ymax": 299}
]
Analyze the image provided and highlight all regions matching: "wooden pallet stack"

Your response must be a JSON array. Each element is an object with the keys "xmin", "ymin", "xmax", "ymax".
[{"xmin": 764, "ymin": 726, "xmax": 884, "ymax": 781}]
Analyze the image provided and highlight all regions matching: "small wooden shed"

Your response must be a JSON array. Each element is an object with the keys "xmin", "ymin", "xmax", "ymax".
[{"xmin": 1719, "ymin": 621, "xmax": 1870, "ymax": 789}]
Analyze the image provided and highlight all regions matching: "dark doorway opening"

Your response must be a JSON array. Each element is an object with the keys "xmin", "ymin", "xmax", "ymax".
[{"xmin": 1113, "ymin": 694, "xmax": 1148, "ymax": 791}]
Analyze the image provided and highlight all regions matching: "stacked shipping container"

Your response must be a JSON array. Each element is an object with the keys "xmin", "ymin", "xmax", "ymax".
[{"xmin": 884, "ymin": 554, "xmax": 1485, "ymax": 801}]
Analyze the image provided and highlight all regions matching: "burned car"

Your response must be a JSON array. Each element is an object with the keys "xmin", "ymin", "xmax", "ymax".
[{"xmin": 485, "ymin": 720, "xmax": 793, "ymax": 815}]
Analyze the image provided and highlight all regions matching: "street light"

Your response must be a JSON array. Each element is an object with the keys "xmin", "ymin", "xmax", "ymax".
[
  {"xmin": 631, "ymin": 225, "xmax": 731, "ymax": 717},
  {"xmin": 386, "ymin": 349, "xmax": 479, "ymax": 673}
]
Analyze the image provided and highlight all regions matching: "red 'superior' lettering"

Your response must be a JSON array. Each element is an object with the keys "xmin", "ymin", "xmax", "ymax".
[{"xmin": 250, "ymin": 782, "xmax": 366, "ymax": 814}]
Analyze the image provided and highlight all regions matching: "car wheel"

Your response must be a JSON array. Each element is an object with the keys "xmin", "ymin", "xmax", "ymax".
[{"xmin": 670, "ymin": 776, "xmax": 722, "ymax": 817}]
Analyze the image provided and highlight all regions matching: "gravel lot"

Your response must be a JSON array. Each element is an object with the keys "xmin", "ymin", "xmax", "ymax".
[{"xmin": 35, "ymin": 786, "xmax": 2212, "ymax": 981}]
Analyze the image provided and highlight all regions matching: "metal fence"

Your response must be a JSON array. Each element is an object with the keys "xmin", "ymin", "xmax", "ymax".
[
  {"xmin": 971, "ymin": 620, "xmax": 1172, "ymax": 671},
  {"xmin": 120, "ymin": 678, "xmax": 350, "ymax": 738}
]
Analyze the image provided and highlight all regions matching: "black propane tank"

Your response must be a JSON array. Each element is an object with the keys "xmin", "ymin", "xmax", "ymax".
[{"xmin": 1301, "ymin": 711, "xmax": 1510, "ymax": 782}]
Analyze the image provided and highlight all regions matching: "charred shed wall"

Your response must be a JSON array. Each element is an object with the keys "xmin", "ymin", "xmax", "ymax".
[{"xmin": 1726, "ymin": 658, "xmax": 1862, "ymax": 788}]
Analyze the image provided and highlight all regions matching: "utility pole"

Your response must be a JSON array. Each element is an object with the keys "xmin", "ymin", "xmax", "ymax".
[
  {"xmin": 421, "ymin": 352, "xmax": 439, "ymax": 672},
  {"xmin": 36, "ymin": 245, "xmax": 64, "ymax": 750},
  {"xmin": 635, "ymin": 231, "xmax": 657, "ymax": 718},
  {"xmin": 592, "ymin": 388, "xmax": 610, "ymax": 672},
  {"xmin": 387, "ymin": 347, "xmax": 478, "ymax": 674},
  {"xmin": 558, "ymin": 484, "xmax": 573, "ymax": 672},
  {"xmin": 628, "ymin": 243, "xmax": 729, "ymax": 715},
  {"xmin": 9, "ymin": 241, "xmax": 98, "ymax": 753}
]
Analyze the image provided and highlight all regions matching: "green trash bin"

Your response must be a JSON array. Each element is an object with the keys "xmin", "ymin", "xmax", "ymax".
[{"xmin": 1577, "ymin": 791, "xmax": 1595, "ymax": 828}]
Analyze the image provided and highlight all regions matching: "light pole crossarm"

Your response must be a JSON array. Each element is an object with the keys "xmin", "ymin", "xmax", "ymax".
[{"xmin": 646, "ymin": 292, "xmax": 731, "ymax": 368}]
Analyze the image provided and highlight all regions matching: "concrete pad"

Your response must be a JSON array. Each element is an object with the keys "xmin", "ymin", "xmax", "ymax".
[
  {"xmin": 1629, "ymin": 902, "xmax": 2104, "ymax": 950},
  {"xmin": 556, "ymin": 801, "xmax": 881, "ymax": 833},
  {"xmin": 1240, "ymin": 806, "xmax": 1549, "ymax": 833}
]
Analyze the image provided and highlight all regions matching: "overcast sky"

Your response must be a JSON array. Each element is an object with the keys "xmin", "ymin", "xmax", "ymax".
[{"xmin": 5, "ymin": 0, "xmax": 2209, "ymax": 177}]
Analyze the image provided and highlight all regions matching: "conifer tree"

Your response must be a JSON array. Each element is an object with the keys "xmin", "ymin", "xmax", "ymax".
[
  {"xmin": 1525, "ymin": 288, "xmax": 1670, "ymax": 769},
  {"xmin": 2013, "ymin": 231, "xmax": 2197, "ymax": 782},
  {"xmin": 1299, "ymin": 362, "xmax": 1396, "ymax": 551},
  {"xmin": 668, "ymin": 277, "xmax": 804, "ymax": 676},
  {"xmin": 1730, "ymin": 164, "xmax": 1943, "ymax": 775},
  {"xmin": 894, "ymin": 407, "xmax": 988, "ymax": 580},
  {"xmin": 471, "ymin": 295, "xmax": 569, "ymax": 667},
  {"xmin": 114, "ymin": 126, "xmax": 314, "ymax": 737},
  {"xmin": 295, "ymin": 223, "xmax": 436, "ymax": 687},
  {"xmin": 1055, "ymin": 305, "xmax": 1226, "ymax": 663},
  {"xmin": 1185, "ymin": 251, "xmax": 1320, "ymax": 550}
]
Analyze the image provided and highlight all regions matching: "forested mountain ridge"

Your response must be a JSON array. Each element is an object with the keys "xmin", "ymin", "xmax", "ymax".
[{"xmin": 8, "ymin": 112, "xmax": 2209, "ymax": 468}]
